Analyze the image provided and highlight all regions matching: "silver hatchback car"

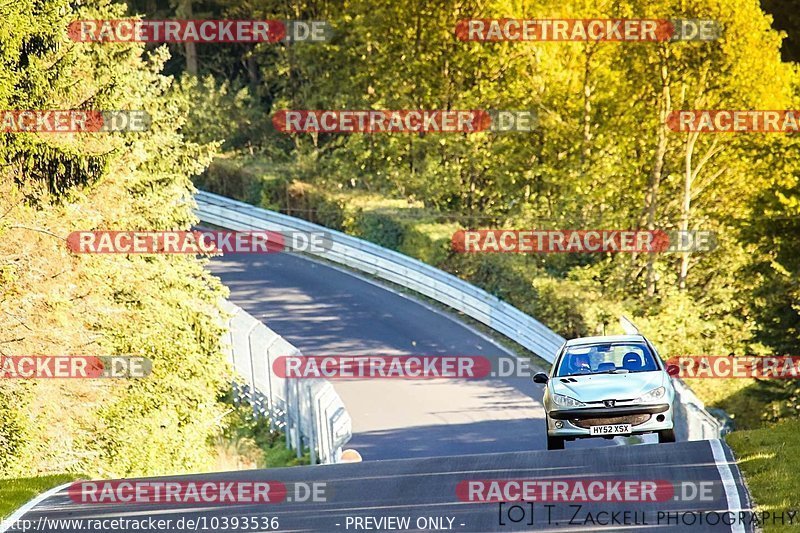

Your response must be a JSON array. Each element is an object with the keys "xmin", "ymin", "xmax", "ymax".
[{"xmin": 533, "ymin": 334, "xmax": 679, "ymax": 450}]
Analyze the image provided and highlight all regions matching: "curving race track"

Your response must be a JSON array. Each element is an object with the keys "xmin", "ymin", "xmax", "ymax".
[
  {"xmin": 207, "ymin": 251, "xmax": 618, "ymax": 459},
  {"xmin": 2, "ymin": 249, "xmax": 754, "ymax": 532}
]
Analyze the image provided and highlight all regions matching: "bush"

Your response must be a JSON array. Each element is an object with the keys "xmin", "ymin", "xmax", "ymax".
[
  {"xmin": 349, "ymin": 211, "xmax": 406, "ymax": 250},
  {"xmin": 175, "ymin": 75, "xmax": 266, "ymax": 151},
  {"xmin": 0, "ymin": 383, "xmax": 34, "ymax": 475},
  {"xmin": 195, "ymin": 158, "xmax": 262, "ymax": 204},
  {"xmin": 398, "ymin": 222, "xmax": 456, "ymax": 266}
]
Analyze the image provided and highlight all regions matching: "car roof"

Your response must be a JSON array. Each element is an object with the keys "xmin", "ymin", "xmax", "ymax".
[{"xmin": 564, "ymin": 334, "xmax": 648, "ymax": 347}]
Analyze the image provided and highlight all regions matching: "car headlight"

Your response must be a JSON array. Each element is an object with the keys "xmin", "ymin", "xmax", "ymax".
[
  {"xmin": 634, "ymin": 386, "xmax": 666, "ymax": 403},
  {"xmin": 553, "ymin": 394, "xmax": 586, "ymax": 408}
]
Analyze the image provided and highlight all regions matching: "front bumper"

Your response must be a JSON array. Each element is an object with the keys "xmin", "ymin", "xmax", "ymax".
[{"xmin": 546, "ymin": 403, "xmax": 673, "ymax": 438}]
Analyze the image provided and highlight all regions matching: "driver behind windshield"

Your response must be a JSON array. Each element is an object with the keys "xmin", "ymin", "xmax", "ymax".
[{"xmin": 569, "ymin": 353, "xmax": 592, "ymax": 374}]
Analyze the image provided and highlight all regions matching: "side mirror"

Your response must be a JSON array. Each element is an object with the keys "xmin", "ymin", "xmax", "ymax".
[
  {"xmin": 666, "ymin": 364, "xmax": 680, "ymax": 377},
  {"xmin": 533, "ymin": 372, "xmax": 549, "ymax": 384}
]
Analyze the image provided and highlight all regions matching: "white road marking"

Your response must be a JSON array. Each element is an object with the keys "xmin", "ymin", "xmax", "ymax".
[
  {"xmin": 0, "ymin": 482, "xmax": 73, "ymax": 533},
  {"xmin": 710, "ymin": 439, "xmax": 746, "ymax": 533}
]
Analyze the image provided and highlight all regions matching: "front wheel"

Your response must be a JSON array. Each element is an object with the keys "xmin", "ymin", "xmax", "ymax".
[
  {"xmin": 547, "ymin": 435, "xmax": 565, "ymax": 450},
  {"xmin": 658, "ymin": 429, "xmax": 676, "ymax": 443}
]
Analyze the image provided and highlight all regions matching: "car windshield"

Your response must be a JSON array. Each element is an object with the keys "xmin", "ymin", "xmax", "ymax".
[{"xmin": 555, "ymin": 342, "xmax": 659, "ymax": 376}]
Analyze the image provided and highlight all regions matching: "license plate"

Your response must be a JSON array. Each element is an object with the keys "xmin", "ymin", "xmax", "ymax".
[{"xmin": 590, "ymin": 424, "xmax": 632, "ymax": 435}]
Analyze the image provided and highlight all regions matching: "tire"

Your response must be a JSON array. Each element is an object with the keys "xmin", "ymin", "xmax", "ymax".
[
  {"xmin": 547, "ymin": 435, "xmax": 565, "ymax": 450},
  {"xmin": 658, "ymin": 429, "xmax": 676, "ymax": 443}
]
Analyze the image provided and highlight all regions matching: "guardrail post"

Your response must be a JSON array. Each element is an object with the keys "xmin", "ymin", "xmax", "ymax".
[
  {"xmin": 264, "ymin": 336, "xmax": 279, "ymax": 433},
  {"xmin": 308, "ymin": 385, "xmax": 317, "ymax": 465},
  {"xmin": 319, "ymin": 396, "xmax": 328, "ymax": 464},
  {"xmin": 228, "ymin": 314, "xmax": 236, "ymax": 367},
  {"xmin": 321, "ymin": 396, "xmax": 333, "ymax": 464},
  {"xmin": 245, "ymin": 322, "xmax": 258, "ymax": 417},
  {"xmin": 295, "ymin": 379, "xmax": 302, "ymax": 459},
  {"xmin": 285, "ymin": 377, "xmax": 292, "ymax": 451}
]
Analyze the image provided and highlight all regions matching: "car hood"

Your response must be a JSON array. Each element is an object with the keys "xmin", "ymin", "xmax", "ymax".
[{"xmin": 551, "ymin": 371, "xmax": 665, "ymax": 402}]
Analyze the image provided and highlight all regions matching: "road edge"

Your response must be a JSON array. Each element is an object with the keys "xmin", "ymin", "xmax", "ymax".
[{"xmin": 0, "ymin": 482, "xmax": 72, "ymax": 533}]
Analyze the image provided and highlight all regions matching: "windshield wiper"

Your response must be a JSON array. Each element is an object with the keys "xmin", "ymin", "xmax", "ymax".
[{"xmin": 564, "ymin": 368, "xmax": 631, "ymax": 377}]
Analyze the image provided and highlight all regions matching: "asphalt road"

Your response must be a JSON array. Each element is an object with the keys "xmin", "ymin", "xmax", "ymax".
[
  {"xmin": 4, "ymin": 250, "xmax": 756, "ymax": 533},
  {"xmin": 206, "ymin": 251, "xmax": 620, "ymax": 459},
  {"xmin": 7, "ymin": 441, "xmax": 755, "ymax": 532}
]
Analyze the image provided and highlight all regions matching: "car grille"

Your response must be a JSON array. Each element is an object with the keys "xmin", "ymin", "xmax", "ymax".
[{"xmin": 571, "ymin": 414, "xmax": 651, "ymax": 428}]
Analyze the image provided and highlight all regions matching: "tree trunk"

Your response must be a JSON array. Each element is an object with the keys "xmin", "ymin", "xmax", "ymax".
[
  {"xmin": 645, "ymin": 45, "xmax": 672, "ymax": 296},
  {"xmin": 679, "ymin": 132, "xmax": 699, "ymax": 289},
  {"xmin": 679, "ymin": 133, "xmax": 722, "ymax": 289},
  {"xmin": 246, "ymin": 55, "xmax": 259, "ymax": 94},
  {"xmin": 179, "ymin": 0, "xmax": 198, "ymax": 75},
  {"xmin": 581, "ymin": 43, "xmax": 596, "ymax": 167}
]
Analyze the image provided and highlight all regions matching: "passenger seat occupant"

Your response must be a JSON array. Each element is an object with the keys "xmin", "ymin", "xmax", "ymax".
[{"xmin": 622, "ymin": 352, "xmax": 642, "ymax": 371}]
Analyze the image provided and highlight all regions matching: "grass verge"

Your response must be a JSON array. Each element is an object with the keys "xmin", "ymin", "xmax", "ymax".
[
  {"xmin": 726, "ymin": 418, "xmax": 800, "ymax": 533},
  {"xmin": 0, "ymin": 474, "xmax": 82, "ymax": 520}
]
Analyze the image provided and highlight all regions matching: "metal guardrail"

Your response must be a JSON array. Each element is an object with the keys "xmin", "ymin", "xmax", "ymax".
[
  {"xmin": 221, "ymin": 300, "xmax": 352, "ymax": 464},
  {"xmin": 197, "ymin": 190, "xmax": 720, "ymax": 442},
  {"xmin": 673, "ymin": 379, "xmax": 723, "ymax": 440}
]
